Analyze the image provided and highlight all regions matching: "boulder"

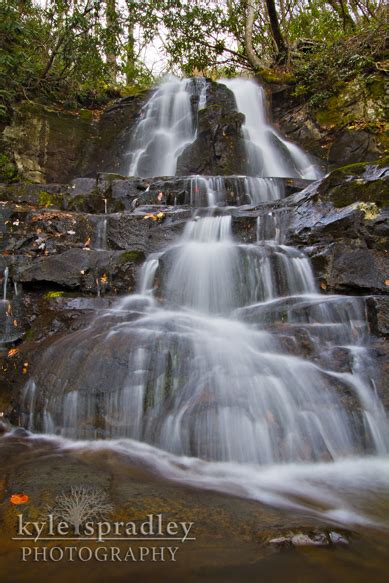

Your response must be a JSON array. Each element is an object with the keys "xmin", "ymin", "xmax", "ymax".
[{"xmin": 14, "ymin": 248, "xmax": 143, "ymax": 294}]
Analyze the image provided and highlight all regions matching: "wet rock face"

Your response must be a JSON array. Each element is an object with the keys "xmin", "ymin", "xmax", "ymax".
[
  {"xmin": 1, "ymin": 94, "xmax": 148, "ymax": 183},
  {"xmin": 176, "ymin": 82, "xmax": 246, "ymax": 176},
  {"xmin": 328, "ymin": 130, "xmax": 382, "ymax": 166},
  {"xmin": 286, "ymin": 163, "xmax": 389, "ymax": 295}
]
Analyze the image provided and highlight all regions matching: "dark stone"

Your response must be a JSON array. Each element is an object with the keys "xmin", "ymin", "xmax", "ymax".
[
  {"xmin": 327, "ymin": 245, "xmax": 388, "ymax": 293},
  {"xmin": 176, "ymin": 81, "xmax": 246, "ymax": 175},
  {"xmin": 14, "ymin": 248, "xmax": 141, "ymax": 294},
  {"xmin": 367, "ymin": 296, "xmax": 389, "ymax": 337},
  {"xmin": 328, "ymin": 130, "xmax": 382, "ymax": 167}
]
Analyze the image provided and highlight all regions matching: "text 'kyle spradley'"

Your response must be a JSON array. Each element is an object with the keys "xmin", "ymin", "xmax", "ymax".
[{"xmin": 16, "ymin": 513, "xmax": 194, "ymax": 543}]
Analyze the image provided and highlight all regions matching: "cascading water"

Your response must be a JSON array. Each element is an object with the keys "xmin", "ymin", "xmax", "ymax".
[
  {"xmin": 22, "ymin": 212, "xmax": 388, "ymax": 464},
  {"xmin": 222, "ymin": 78, "xmax": 321, "ymax": 180},
  {"xmin": 187, "ymin": 176, "xmax": 284, "ymax": 206},
  {"xmin": 127, "ymin": 76, "xmax": 207, "ymax": 178},
  {"xmin": 17, "ymin": 76, "xmax": 389, "ymax": 527}
]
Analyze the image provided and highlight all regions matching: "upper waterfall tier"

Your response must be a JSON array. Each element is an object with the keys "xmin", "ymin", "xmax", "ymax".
[{"xmin": 126, "ymin": 76, "xmax": 321, "ymax": 180}]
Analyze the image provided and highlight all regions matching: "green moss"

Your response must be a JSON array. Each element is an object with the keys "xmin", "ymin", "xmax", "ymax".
[
  {"xmin": 315, "ymin": 74, "xmax": 386, "ymax": 131},
  {"xmin": 258, "ymin": 68, "xmax": 295, "ymax": 84},
  {"xmin": 317, "ymin": 158, "xmax": 389, "ymax": 208},
  {"xmin": 329, "ymin": 179, "xmax": 388, "ymax": 208},
  {"xmin": 0, "ymin": 153, "xmax": 18, "ymax": 183},
  {"xmin": 334, "ymin": 156, "xmax": 389, "ymax": 175},
  {"xmin": 78, "ymin": 109, "xmax": 94, "ymax": 121},
  {"xmin": 119, "ymin": 250, "xmax": 144, "ymax": 264},
  {"xmin": 24, "ymin": 328, "xmax": 35, "ymax": 340},
  {"xmin": 38, "ymin": 190, "xmax": 63, "ymax": 208},
  {"xmin": 121, "ymin": 85, "xmax": 149, "ymax": 97},
  {"xmin": 44, "ymin": 291, "xmax": 65, "ymax": 299}
]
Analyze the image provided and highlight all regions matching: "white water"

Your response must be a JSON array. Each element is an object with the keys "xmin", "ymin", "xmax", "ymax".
[
  {"xmin": 222, "ymin": 78, "xmax": 321, "ymax": 179},
  {"xmin": 9, "ymin": 431, "xmax": 389, "ymax": 529},
  {"xmin": 128, "ymin": 76, "xmax": 207, "ymax": 177},
  {"xmin": 93, "ymin": 216, "xmax": 108, "ymax": 250},
  {"xmin": 187, "ymin": 175, "xmax": 284, "ymax": 206},
  {"xmin": 2, "ymin": 266, "xmax": 8, "ymax": 301}
]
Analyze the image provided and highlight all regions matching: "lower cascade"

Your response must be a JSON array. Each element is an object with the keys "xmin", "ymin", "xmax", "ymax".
[{"xmin": 22, "ymin": 209, "xmax": 388, "ymax": 464}]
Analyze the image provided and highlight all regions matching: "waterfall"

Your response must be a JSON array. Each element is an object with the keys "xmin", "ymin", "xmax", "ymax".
[
  {"xmin": 127, "ymin": 76, "xmax": 207, "ymax": 178},
  {"xmin": 17, "ymin": 76, "xmax": 389, "ymax": 527},
  {"xmin": 222, "ymin": 78, "xmax": 321, "ymax": 179}
]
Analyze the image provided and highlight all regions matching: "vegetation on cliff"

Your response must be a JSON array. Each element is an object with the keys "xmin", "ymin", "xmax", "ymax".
[
  {"xmin": 0, "ymin": 1, "xmax": 386, "ymax": 183},
  {"xmin": 1, "ymin": 1, "xmax": 386, "ymax": 114}
]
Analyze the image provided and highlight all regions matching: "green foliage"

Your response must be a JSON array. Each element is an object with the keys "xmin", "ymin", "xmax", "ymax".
[
  {"xmin": 0, "ymin": 0, "xmax": 386, "ymax": 120},
  {"xmin": 288, "ymin": 0, "xmax": 344, "ymax": 43},
  {"xmin": 0, "ymin": 1, "xmax": 136, "ymax": 116},
  {"xmin": 293, "ymin": 21, "xmax": 386, "ymax": 110}
]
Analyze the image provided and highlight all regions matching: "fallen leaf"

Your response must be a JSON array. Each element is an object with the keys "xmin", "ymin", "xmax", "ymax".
[
  {"xmin": 385, "ymin": 279, "xmax": 389, "ymax": 286},
  {"xmin": 84, "ymin": 237, "xmax": 91, "ymax": 247},
  {"xmin": 7, "ymin": 348, "xmax": 19, "ymax": 358},
  {"xmin": 10, "ymin": 493, "xmax": 29, "ymax": 505},
  {"xmin": 100, "ymin": 274, "xmax": 108, "ymax": 284}
]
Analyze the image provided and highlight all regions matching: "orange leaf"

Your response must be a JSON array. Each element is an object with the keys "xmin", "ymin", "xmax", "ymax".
[
  {"xmin": 385, "ymin": 279, "xmax": 389, "ymax": 286},
  {"xmin": 10, "ymin": 493, "xmax": 29, "ymax": 505},
  {"xmin": 7, "ymin": 348, "xmax": 19, "ymax": 358}
]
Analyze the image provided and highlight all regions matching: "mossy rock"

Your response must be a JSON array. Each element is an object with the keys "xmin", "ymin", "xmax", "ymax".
[
  {"xmin": 0, "ymin": 153, "xmax": 18, "ymax": 183},
  {"xmin": 315, "ymin": 74, "xmax": 386, "ymax": 132},
  {"xmin": 118, "ymin": 250, "xmax": 145, "ymax": 264},
  {"xmin": 329, "ymin": 179, "xmax": 389, "ymax": 208},
  {"xmin": 258, "ymin": 68, "xmax": 295, "ymax": 84},
  {"xmin": 317, "ymin": 158, "xmax": 389, "ymax": 208},
  {"xmin": 66, "ymin": 191, "xmax": 105, "ymax": 213},
  {"xmin": 38, "ymin": 190, "xmax": 64, "ymax": 208}
]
